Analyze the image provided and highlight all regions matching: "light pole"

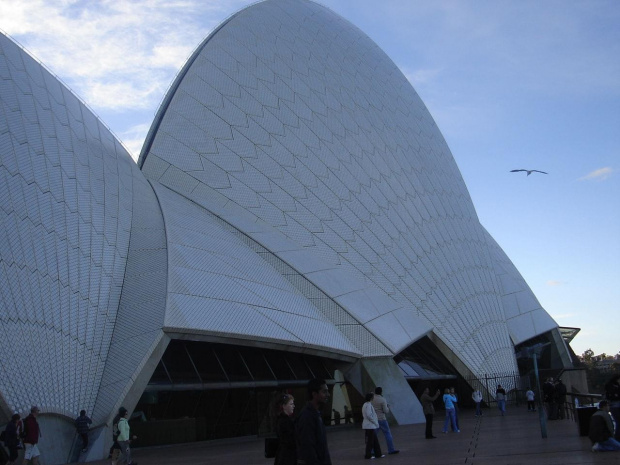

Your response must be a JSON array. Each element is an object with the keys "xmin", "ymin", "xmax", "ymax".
[{"xmin": 518, "ymin": 343, "xmax": 551, "ymax": 439}]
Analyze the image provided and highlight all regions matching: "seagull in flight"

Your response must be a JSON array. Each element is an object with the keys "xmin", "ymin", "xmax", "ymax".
[{"xmin": 510, "ymin": 169, "xmax": 548, "ymax": 176}]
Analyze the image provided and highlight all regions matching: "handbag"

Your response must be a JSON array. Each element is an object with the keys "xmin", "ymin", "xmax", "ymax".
[{"xmin": 264, "ymin": 437, "xmax": 279, "ymax": 458}]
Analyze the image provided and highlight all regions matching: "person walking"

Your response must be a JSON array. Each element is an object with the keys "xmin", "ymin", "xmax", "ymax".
[
  {"xmin": 22, "ymin": 406, "xmax": 42, "ymax": 465},
  {"xmin": 362, "ymin": 393, "xmax": 383, "ymax": 459},
  {"xmin": 371, "ymin": 387, "xmax": 399, "ymax": 455},
  {"xmin": 116, "ymin": 408, "xmax": 138, "ymax": 465},
  {"xmin": 589, "ymin": 400, "xmax": 620, "ymax": 452},
  {"xmin": 420, "ymin": 387, "xmax": 440, "ymax": 438},
  {"xmin": 442, "ymin": 388, "xmax": 459, "ymax": 433},
  {"xmin": 75, "ymin": 410, "xmax": 92, "ymax": 452},
  {"xmin": 296, "ymin": 378, "xmax": 332, "ymax": 465},
  {"xmin": 273, "ymin": 393, "xmax": 296, "ymax": 465},
  {"xmin": 472, "ymin": 389, "xmax": 483, "ymax": 416},
  {"xmin": 526, "ymin": 388, "xmax": 536, "ymax": 412},
  {"xmin": 496, "ymin": 385, "xmax": 507, "ymax": 416},
  {"xmin": 2, "ymin": 413, "xmax": 21, "ymax": 465}
]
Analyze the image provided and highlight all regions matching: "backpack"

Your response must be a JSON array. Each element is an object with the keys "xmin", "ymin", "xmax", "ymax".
[{"xmin": 112, "ymin": 414, "xmax": 121, "ymax": 438}]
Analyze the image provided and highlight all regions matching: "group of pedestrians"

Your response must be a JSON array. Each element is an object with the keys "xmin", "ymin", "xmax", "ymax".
[
  {"xmin": 418, "ymin": 384, "xmax": 511, "ymax": 439},
  {"xmin": 271, "ymin": 378, "xmax": 332, "ymax": 465},
  {"xmin": 542, "ymin": 378, "xmax": 567, "ymax": 420},
  {"xmin": 361, "ymin": 387, "xmax": 400, "ymax": 459},
  {"xmin": 1, "ymin": 406, "xmax": 42, "ymax": 465},
  {"xmin": 272, "ymin": 380, "xmax": 401, "ymax": 463},
  {"xmin": 1, "ymin": 404, "xmax": 140, "ymax": 465}
]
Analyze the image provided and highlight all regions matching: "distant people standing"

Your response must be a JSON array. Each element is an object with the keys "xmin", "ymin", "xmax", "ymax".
[
  {"xmin": 589, "ymin": 400, "xmax": 620, "ymax": 452},
  {"xmin": 472, "ymin": 389, "xmax": 483, "ymax": 416},
  {"xmin": 22, "ymin": 406, "xmax": 41, "ymax": 465},
  {"xmin": 442, "ymin": 388, "xmax": 459, "ymax": 433},
  {"xmin": 604, "ymin": 375, "xmax": 620, "ymax": 440},
  {"xmin": 296, "ymin": 378, "xmax": 332, "ymax": 465},
  {"xmin": 332, "ymin": 409, "xmax": 341, "ymax": 425},
  {"xmin": 420, "ymin": 387, "xmax": 440, "ymax": 439},
  {"xmin": 554, "ymin": 379, "xmax": 567, "ymax": 419},
  {"xmin": 362, "ymin": 393, "xmax": 383, "ymax": 459},
  {"xmin": 496, "ymin": 385, "xmax": 507, "ymax": 416},
  {"xmin": 371, "ymin": 387, "xmax": 399, "ymax": 455},
  {"xmin": 344, "ymin": 405, "xmax": 353, "ymax": 424},
  {"xmin": 543, "ymin": 378, "xmax": 556, "ymax": 420},
  {"xmin": 75, "ymin": 410, "xmax": 92, "ymax": 452},
  {"xmin": 116, "ymin": 408, "xmax": 138, "ymax": 465},
  {"xmin": 526, "ymin": 388, "xmax": 536, "ymax": 411},
  {"xmin": 450, "ymin": 387, "xmax": 460, "ymax": 429},
  {"xmin": 3, "ymin": 413, "xmax": 21, "ymax": 465},
  {"xmin": 273, "ymin": 393, "xmax": 296, "ymax": 465}
]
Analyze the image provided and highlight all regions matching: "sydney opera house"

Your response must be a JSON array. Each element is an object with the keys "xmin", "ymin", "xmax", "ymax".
[{"xmin": 0, "ymin": 0, "xmax": 577, "ymax": 463}]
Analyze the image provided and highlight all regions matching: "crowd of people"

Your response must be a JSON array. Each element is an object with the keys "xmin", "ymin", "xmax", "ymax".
[
  {"xmin": 542, "ymin": 377, "xmax": 568, "ymax": 420},
  {"xmin": 0, "ymin": 404, "xmax": 138, "ymax": 465},
  {"xmin": 1, "ymin": 406, "xmax": 42, "ymax": 465},
  {"xmin": 3, "ymin": 374, "xmax": 619, "ymax": 462}
]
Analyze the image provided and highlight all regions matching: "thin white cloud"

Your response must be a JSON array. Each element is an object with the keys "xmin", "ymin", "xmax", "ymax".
[
  {"xmin": 550, "ymin": 312, "xmax": 575, "ymax": 320},
  {"xmin": 579, "ymin": 167, "xmax": 613, "ymax": 181},
  {"xmin": 118, "ymin": 123, "xmax": 153, "ymax": 161},
  {"xmin": 404, "ymin": 68, "xmax": 443, "ymax": 87},
  {"xmin": 0, "ymin": 0, "xmax": 241, "ymax": 111}
]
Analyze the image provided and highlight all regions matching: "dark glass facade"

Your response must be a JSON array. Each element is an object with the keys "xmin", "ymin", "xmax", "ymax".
[{"xmin": 131, "ymin": 340, "xmax": 340, "ymax": 446}]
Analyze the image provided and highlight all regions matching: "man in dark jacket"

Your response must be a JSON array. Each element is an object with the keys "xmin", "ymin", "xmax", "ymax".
[
  {"xmin": 295, "ymin": 378, "xmax": 331, "ymax": 465},
  {"xmin": 23, "ymin": 406, "xmax": 41, "ymax": 465},
  {"xmin": 553, "ymin": 380, "xmax": 567, "ymax": 419},
  {"xmin": 605, "ymin": 375, "xmax": 620, "ymax": 440},
  {"xmin": 589, "ymin": 400, "xmax": 620, "ymax": 452},
  {"xmin": 75, "ymin": 410, "xmax": 93, "ymax": 452}
]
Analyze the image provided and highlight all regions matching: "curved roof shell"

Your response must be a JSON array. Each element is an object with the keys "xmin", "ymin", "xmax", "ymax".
[
  {"xmin": 140, "ymin": 0, "xmax": 547, "ymax": 376},
  {"xmin": 0, "ymin": 32, "xmax": 166, "ymax": 422}
]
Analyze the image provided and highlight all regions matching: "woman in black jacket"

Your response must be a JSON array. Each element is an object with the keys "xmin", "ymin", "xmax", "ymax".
[
  {"xmin": 3, "ymin": 413, "xmax": 21, "ymax": 465},
  {"xmin": 274, "ymin": 393, "xmax": 296, "ymax": 465}
]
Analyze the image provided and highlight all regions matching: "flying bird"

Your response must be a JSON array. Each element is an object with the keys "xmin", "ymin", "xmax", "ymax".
[{"xmin": 510, "ymin": 169, "xmax": 548, "ymax": 176}]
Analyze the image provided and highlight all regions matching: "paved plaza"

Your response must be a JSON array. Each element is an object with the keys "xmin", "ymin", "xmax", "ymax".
[{"xmin": 70, "ymin": 405, "xmax": 619, "ymax": 465}]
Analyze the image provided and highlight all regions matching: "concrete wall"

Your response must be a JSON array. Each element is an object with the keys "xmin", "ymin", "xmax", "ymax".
[{"xmin": 343, "ymin": 357, "xmax": 424, "ymax": 425}]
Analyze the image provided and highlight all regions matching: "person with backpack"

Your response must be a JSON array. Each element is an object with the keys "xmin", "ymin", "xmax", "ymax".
[
  {"xmin": 74, "ymin": 410, "xmax": 92, "ymax": 452},
  {"xmin": 109, "ymin": 408, "xmax": 124, "ymax": 465},
  {"xmin": 116, "ymin": 407, "xmax": 138, "ymax": 465}
]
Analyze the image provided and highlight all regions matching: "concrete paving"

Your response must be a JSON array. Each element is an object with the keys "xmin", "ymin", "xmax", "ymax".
[{"xmin": 71, "ymin": 405, "xmax": 619, "ymax": 465}]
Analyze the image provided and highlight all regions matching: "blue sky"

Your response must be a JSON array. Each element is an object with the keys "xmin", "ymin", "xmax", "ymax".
[{"xmin": 1, "ymin": 0, "xmax": 618, "ymax": 357}]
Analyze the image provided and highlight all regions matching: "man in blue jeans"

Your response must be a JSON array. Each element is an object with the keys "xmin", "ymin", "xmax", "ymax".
[{"xmin": 371, "ymin": 387, "xmax": 400, "ymax": 455}]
